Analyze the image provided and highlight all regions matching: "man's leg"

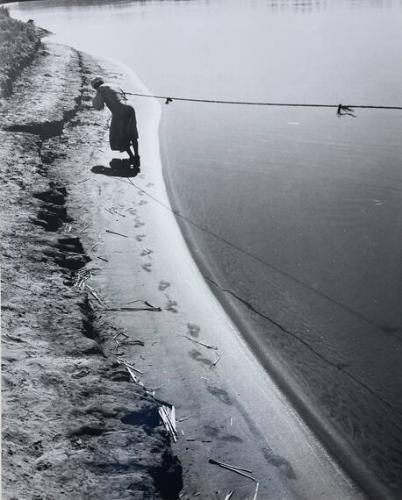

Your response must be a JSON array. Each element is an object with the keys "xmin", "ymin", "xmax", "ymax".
[{"xmin": 132, "ymin": 138, "xmax": 139, "ymax": 158}]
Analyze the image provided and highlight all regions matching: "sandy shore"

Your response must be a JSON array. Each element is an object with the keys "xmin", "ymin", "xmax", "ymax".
[{"xmin": 1, "ymin": 36, "xmax": 369, "ymax": 499}]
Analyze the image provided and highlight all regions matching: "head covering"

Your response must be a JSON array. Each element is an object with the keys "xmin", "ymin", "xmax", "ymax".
[{"xmin": 91, "ymin": 76, "xmax": 104, "ymax": 88}]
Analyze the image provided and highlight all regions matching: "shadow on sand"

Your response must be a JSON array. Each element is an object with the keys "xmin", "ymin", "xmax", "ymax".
[{"xmin": 91, "ymin": 158, "xmax": 140, "ymax": 178}]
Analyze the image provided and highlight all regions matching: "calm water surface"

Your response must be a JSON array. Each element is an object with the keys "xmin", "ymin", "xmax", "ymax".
[{"xmin": 9, "ymin": 0, "xmax": 402, "ymax": 494}]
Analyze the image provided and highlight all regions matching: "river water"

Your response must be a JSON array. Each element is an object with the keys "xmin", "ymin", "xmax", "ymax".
[{"xmin": 8, "ymin": 0, "xmax": 402, "ymax": 494}]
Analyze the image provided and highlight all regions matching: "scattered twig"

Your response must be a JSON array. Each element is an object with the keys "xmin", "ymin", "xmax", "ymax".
[
  {"xmin": 113, "ymin": 331, "xmax": 129, "ymax": 341},
  {"xmin": 185, "ymin": 438, "xmax": 212, "ymax": 443},
  {"xmin": 209, "ymin": 459, "xmax": 255, "ymax": 481},
  {"xmin": 73, "ymin": 269, "xmax": 92, "ymax": 290},
  {"xmin": 177, "ymin": 415, "xmax": 192, "ymax": 423},
  {"xmin": 184, "ymin": 336, "xmax": 218, "ymax": 351},
  {"xmin": 106, "ymin": 304, "xmax": 161, "ymax": 312},
  {"xmin": 97, "ymin": 256, "xmax": 109, "ymax": 263},
  {"xmin": 76, "ymin": 178, "xmax": 89, "ymax": 185},
  {"xmin": 213, "ymin": 352, "xmax": 221, "ymax": 367},
  {"xmin": 13, "ymin": 283, "xmax": 30, "ymax": 292},
  {"xmin": 125, "ymin": 365, "xmax": 145, "ymax": 386},
  {"xmin": 85, "ymin": 284, "xmax": 107, "ymax": 307},
  {"xmin": 159, "ymin": 405, "xmax": 178, "ymax": 442},
  {"xmin": 252, "ymin": 482, "xmax": 260, "ymax": 500},
  {"xmin": 105, "ymin": 229, "xmax": 128, "ymax": 238},
  {"xmin": 224, "ymin": 492, "xmax": 234, "ymax": 500},
  {"xmin": 128, "ymin": 366, "xmax": 143, "ymax": 375},
  {"xmin": 91, "ymin": 242, "xmax": 100, "ymax": 251},
  {"xmin": 124, "ymin": 299, "xmax": 157, "ymax": 308},
  {"xmin": 117, "ymin": 338, "xmax": 144, "ymax": 347},
  {"xmin": 120, "ymin": 362, "xmax": 143, "ymax": 374},
  {"xmin": 144, "ymin": 300, "xmax": 158, "ymax": 308}
]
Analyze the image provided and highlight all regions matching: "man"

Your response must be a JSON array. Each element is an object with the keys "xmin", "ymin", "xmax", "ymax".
[{"xmin": 91, "ymin": 77, "xmax": 140, "ymax": 166}]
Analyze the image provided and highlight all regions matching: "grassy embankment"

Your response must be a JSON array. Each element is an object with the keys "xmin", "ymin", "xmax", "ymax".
[{"xmin": 0, "ymin": 7, "xmax": 44, "ymax": 96}]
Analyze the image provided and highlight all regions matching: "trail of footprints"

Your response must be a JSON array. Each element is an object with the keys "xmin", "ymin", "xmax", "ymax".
[{"xmin": 114, "ymin": 184, "xmax": 234, "ymax": 428}]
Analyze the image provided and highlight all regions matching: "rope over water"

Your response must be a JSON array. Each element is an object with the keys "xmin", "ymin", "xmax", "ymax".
[{"xmin": 122, "ymin": 91, "xmax": 402, "ymax": 116}]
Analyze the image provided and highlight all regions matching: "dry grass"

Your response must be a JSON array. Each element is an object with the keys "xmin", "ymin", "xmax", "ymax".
[{"xmin": 0, "ymin": 7, "xmax": 43, "ymax": 96}]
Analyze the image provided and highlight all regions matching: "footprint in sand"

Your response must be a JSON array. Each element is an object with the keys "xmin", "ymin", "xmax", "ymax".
[
  {"xmin": 141, "ymin": 248, "xmax": 153, "ymax": 257},
  {"xmin": 165, "ymin": 298, "xmax": 178, "ymax": 313},
  {"xmin": 146, "ymin": 182, "xmax": 154, "ymax": 187},
  {"xmin": 139, "ymin": 200, "xmax": 147, "ymax": 206},
  {"xmin": 262, "ymin": 447, "xmax": 297, "ymax": 480},
  {"xmin": 135, "ymin": 234, "xmax": 146, "ymax": 242},
  {"xmin": 189, "ymin": 349, "xmax": 214, "ymax": 368},
  {"xmin": 126, "ymin": 207, "xmax": 137, "ymax": 215},
  {"xmin": 139, "ymin": 174, "xmax": 145, "ymax": 179},
  {"xmin": 203, "ymin": 425, "xmax": 243, "ymax": 443},
  {"xmin": 135, "ymin": 220, "xmax": 145, "ymax": 228},
  {"xmin": 142, "ymin": 263, "xmax": 152, "ymax": 273},
  {"xmin": 206, "ymin": 385, "xmax": 233, "ymax": 406},
  {"xmin": 158, "ymin": 280, "xmax": 170, "ymax": 291},
  {"xmin": 187, "ymin": 323, "xmax": 200, "ymax": 338}
]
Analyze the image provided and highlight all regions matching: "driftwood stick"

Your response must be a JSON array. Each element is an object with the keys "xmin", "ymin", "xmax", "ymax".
[
  {"xmin": 159, "ymin": 405, "xmax": 178, "ymax": 442},
  {"xmin": 106, "ymin": 306, "xmax": 161, "ymax": 312},
  {"xmin": 213, "ymin": 353, "xmax": 221, "ymax": 367},
  {"xmin": 85, "ymin": 284, "xmax": 106, "ymax": 307},
  {"xmin": 208, "ymin": 459, "xmax": 255, "ymax": 481},
  {"xmin": 123, "ymin": 299, "xmax": 161, "ymax": 310},
  {"xmin": 76, "ymin": 178, "xmax": 90, "ymax": 185},
  {"xmin": 252, "ymin": 482, "xmax": 260, "ymax": 500},
  {"xmin": 125, "ymin": 366, "xmax": 144, "ymax": 386},
  {"xmin": 209, "ymin": 459, "xmax": 253, "ymax": 474},
  {"xmin": 184, "ymin": 336, "xmax": 218, "ymax": 351},
  {"xmin": 118, "ymin": 359, "xmax": 144, "ymax": 374},
  {"xmin": 105, "ymin": 229, "xmax": 128, "ymax": 238}
]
